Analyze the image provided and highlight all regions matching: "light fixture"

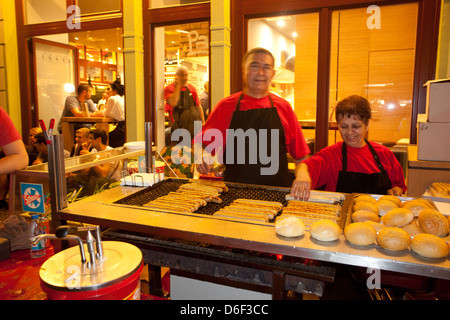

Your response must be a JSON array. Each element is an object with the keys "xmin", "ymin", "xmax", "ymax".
[
  {"xmin": 292, "ymin": 32, "xmax": 298, "ymax": 38},
  {"xmin": 277, "ymin": 20, "xmax": 286, "ymax": 27}
]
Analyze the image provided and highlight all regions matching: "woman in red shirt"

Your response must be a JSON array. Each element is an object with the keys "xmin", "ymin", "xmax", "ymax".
[{"xmin": 291, "ymin": 95, "xmax": 406, "ymax": 200}]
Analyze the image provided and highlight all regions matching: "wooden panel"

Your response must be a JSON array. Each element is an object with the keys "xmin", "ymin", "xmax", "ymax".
[{"xmin": 294, "ymin": 13, "xmax": 319, "ymax": 120}]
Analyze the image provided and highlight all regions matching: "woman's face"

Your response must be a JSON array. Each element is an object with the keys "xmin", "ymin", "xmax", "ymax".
[
  {"xmin": 337, "ymin": 114, "xmax": 368, "ymax": 148},
  {"xmin": 106, "ymin": 86, "xmax": 116, "ymax": 97}
]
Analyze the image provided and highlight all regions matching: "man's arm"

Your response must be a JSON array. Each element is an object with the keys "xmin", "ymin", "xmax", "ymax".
[{"xmin": 0, "ymin": 140, "xmax": 29, "ymax": 174}]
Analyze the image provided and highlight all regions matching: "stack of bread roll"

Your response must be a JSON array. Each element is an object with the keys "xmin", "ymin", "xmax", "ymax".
[{"xmin": 344, "ymin": 194, "xmax": 449, "ymax": 258}]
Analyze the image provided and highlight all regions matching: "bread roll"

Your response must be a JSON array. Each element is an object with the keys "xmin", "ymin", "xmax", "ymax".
[
  {"xmin": 354, "ymin": 195, "xmax": 377, "ymax": 205},
  {"xmin": 417, "ymin": 209, "xmax": 449, "ymax": 237},
  {"xmin": 376, "ymin": 227, "xmax": 411, "ymax": 251},
  {"xmin": 344, "ymin": 222, "xmax": 377, "ymax": 246},
  {"xmin": 364, "ymin": 220, "xmax": 386, "ymax": 232},
  {"xmin": 353, "ymin": 201, "xmax": 379, "ymax": 215},
  {"xmin": 381, "ymin": 208, "xmax": 413, "ymax": 227},
  {"xmin": 352, "ymin": 210, "xmax": 380, "ymax": 223},
  {"xmin": 377, "ymin": 200, "xmax": 399, "ymax": 216},
  {"xmin": 275, "ymin": 216, "xmax": 305, "ymax": 237},
  {"xmin": 310, "ymin": 219, "xmax": 341, "ymax": 241},
  {"xmin": 401, "ymin": 221, "xmax": 424, "ymax": 238},
  {"xmin": 402, "ymin": 200, "xmax": 433, "ymax": 217},
  {"xmin": 378, "ymin": 195, "xmax": 402, "ymax": 207},
  {"xmin": 411, "ymin": 233, "xmax": 449, "ymax": 258}
]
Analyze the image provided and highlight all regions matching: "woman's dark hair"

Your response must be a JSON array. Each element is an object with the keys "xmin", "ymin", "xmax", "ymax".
[
  {"xmin": 109, "ymin": 80, "xmax": 125, "ymax": 96},
  {"xmin": 335, "ymin": 95, "xmax": 372, "ymax": 124}
]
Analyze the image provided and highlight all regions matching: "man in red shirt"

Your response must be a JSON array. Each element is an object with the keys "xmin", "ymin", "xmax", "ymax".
[
  {"xmin": 195, "ymin": 47, "xmax": 310, "ymax": 187},
  {"xmin": 165, "ymin": 66, "xmax": 205, "ymax": 141}
]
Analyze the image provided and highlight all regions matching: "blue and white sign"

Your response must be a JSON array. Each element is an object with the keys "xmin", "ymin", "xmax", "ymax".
[{"xmin": 20, "ymin": 183, "xmax": 45, "ymax": 214}]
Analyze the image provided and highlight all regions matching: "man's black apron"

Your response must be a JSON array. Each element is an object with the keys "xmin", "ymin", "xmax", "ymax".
[
  {"xmin": 171, "ymin": 87, "xmax": 202, "ymax": 138},
  {"xmin": 335, "ymin": 139, "xmax": 391, "ymax": 194},
  {"xmin": 223, "ymin": 93, "xmax": 290, "ymax": 187}
]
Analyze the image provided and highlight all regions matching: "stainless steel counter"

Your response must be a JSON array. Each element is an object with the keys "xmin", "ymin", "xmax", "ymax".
[{"xmin": 58, "ymin": 184, "xmax": 450, "ymax": 281}]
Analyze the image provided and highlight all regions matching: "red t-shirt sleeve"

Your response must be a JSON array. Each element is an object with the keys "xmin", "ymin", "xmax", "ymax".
[{"xmin": 0, "ymin": 107, "xmax": 21, "ymax": 147}]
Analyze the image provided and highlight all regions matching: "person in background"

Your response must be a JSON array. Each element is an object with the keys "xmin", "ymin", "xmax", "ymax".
[
  {"xmin": 97, "ymin": 92, "xmax": 109, "ymax": 111},
  {"xmin": 291, "ymin": 94, "xmax": 406, "ymax": 200},
  {"xmin": 66, "ymin": 129, "xmax": 121, "ymax": 197},
  {"xmin": 195, "ymin": 47, "xmax": 310, "ymax": 187},
  {"xmin": 0, "ymin": 107, "xmax": 29, "ymax": 209},
  {"xmin": 200, "ymin": 81, "xmax": 209, "ymax": 120},
  {"xmin": 26, "ymin": 127, "xmax": 42, "ymax": 166},
  {"xmin": 33, "ymin": 132, "xmax": 70, "ymax": 165},
  {"xmin": 57, "ymin": 83, "xmax": 102, "ymax": 133},
  {"xmin": 70, "ymin": 127, "xmax": 93, "ymax": 157},
  {"xmin": 165, "ymin": 66, "xmax": 205, "ymax": 140},
  {"xmin": 100, "ymin": 80, "xmax": 125, "ymax": 148}
]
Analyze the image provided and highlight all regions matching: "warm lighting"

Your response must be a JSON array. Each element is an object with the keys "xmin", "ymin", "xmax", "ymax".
[
  {"xmin": 64, "ymin": 83, "xmax": 75, "ymax": 94},
  {"xmin": 277, "ymin": 20, "xmax": 286, "ymax": 27},
  {"xmin": 292, "ymin": 31, "xmax": 298, "ymax": 38}
]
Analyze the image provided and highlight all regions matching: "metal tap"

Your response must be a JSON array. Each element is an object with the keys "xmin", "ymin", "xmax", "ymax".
[
  {"xmin": 32, "ymin": 225, "xmax": 104, "ymax": 268},
  {"xmin": 31, "ymin": 234, "xmax": 86, "ymax": 263}
]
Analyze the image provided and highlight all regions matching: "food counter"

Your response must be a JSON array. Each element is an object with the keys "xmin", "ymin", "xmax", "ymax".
[{"xmin": 55, "ymin": 178, "xmax": 450, "ymax": 298}]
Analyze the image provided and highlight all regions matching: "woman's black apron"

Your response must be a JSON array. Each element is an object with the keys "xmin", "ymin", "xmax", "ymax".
[
  {"xmin": 223, "ymin": 93, "xmax": 290, "ymax": 187},
  {"xmin": 171, "ymin": 87, "xmax": 202, "ymax": 138},
  {"xmin": 335, "ymin": 139, "xmax": 391, "ymax": 194}
]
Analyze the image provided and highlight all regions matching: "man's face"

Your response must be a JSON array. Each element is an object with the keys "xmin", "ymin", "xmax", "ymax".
[
  {"xmin": 84, "ymin": 88, "xmax": 92, "ymax": 100},
  {"xmin": 89, "ymin": 134, "xmax": 99, "ymax": 149},
  {"xmin": 176, "ymin": 69, "xmax": 188, "ymax": 87},
  {"xmin": 243, "ymin": 53, "xmax": 275, "ymax": 98},
  {"xmin": 75, "ymin": 131, "xmax": 89, "ymax": 146}
]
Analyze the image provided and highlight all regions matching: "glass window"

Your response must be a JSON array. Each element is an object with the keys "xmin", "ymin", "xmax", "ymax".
[
  {"xmin": 24, "ymin": 0, "xmax": 66, "ymax": 24},
  {"xmin": 149, "ymin": 0, "xmax": 209, "ymax": 9},
  {"xmin": 248, "ymin": 13, "xmax": 319, "ymax": 147},
  {"xmin": 330, "ymin": 3, "xmax": 418, "ymax": 145},
  {"xmin": 153, "ymin": 22, "xmax": 210, "ymax": 148},
  {"xmin": 76, "ymin": 0, "xmax": 121, "ymax": 15}
]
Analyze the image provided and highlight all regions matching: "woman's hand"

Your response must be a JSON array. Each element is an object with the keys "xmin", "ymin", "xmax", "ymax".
[
  {"xmin": 290, "ymin": 163, "xmax": 312, "ymax": 200},
  {"xmin": 387, "ymin": 186, "xmax": 403, "ymax": 196}
]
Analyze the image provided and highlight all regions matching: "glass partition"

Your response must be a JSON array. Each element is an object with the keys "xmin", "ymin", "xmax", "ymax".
[
  {"xmin": 248, "ymin": 13, "xmax": 319, "ymax": 150},
  {"xmin": 329, "ymin": 3, "xmax": 418, "ymax": 145}
]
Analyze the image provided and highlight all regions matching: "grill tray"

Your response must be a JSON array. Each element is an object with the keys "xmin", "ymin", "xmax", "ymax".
[{"xmin": 115, "ymin": 178, "xmax": 289, "ymax": 216}]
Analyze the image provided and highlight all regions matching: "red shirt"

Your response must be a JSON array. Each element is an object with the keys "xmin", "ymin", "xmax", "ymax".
[
  {"xmin": 302, "ymin": 141, "xmax": 407, "ymax": 193},
  {"xmin": 164, "ymin": 83, "xmax": 200, "ymax": 122},
  {"xmin": 194, "ymin": 92, "xmax": 310, "ymax": 161},
  {"xmin": 0, "ymin": 107, "xmax": 21, "ymax": 147}
]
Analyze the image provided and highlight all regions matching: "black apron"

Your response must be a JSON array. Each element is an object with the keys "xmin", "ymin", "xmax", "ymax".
[
  {"xmin": 223, "ymin": 93, "xmax": 290, "ymax": 187},
  {"xmin": 171, "ymin": 87, "xmax": 202, "ymax": 138},
  {"xmin": 335, "ymin": 139, "xmax": 391, "ymax": 194}
]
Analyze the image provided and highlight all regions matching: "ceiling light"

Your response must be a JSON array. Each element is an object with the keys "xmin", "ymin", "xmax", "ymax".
[
  {"xmin": 277, "ymin": 20, "xmax": 286, "ymax": 27},
  {"xmin": 292, "ymin": 32, "xmax": 298, "ymax": 38}
]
